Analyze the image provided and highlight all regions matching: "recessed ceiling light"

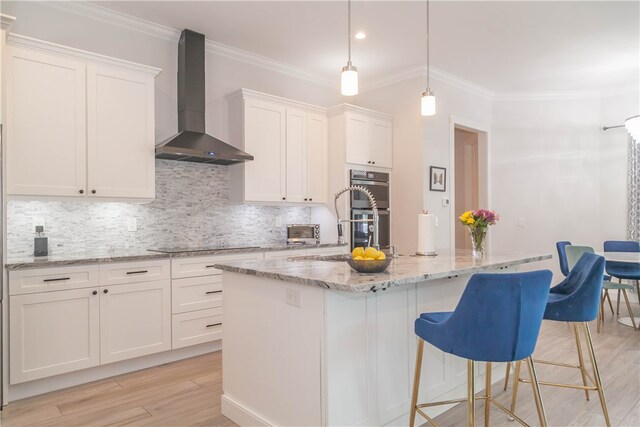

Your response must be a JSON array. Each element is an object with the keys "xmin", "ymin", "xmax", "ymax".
[{"xmin": 355, "ymin": 32, "xmax": 366, "ymax": 40}]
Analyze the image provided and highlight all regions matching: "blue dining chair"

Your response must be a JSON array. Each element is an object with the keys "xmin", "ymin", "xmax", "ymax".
[
  {"xmin": 604, "ymin": 240, "xmax": 640, "ymax": 313},
  {"xmin": 508, "ymin": 253, "xmax": 611, "ymax": 426},
  {"xmin": 409, "ymin": 270, "xmax": 552, "ymax": 427},
  {"xmin": 556, "ymin": 241, "xmax": 572, "ymax": 277}
]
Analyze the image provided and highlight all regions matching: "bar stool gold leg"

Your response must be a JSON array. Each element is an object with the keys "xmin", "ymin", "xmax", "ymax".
[
  {"xmin": 573, "ymin": 323, "xmax": 590, "ymax": 401},
  {"xmin": 467, "ymin": 360, "xmax": 475, "ymax": 427},
  {"xmin": 622, "ymin": 290, "xmax": 638, "ymax": 330},
  {"xmin": 503, "ymin": 362, "xmax": 511, "ymax": 391},
  {"xmin": 526, "ymin": 357, "xmax": 548, "ymax": 427},
  {"xmin": 409, "ymin": 339, "xmax": 424, "ymax": 427},
  {"xmin": 582, "ymin": 322, "xmax": 611, "ymax": 427},
  {"xmin": 484, "ymin": 362, "xmax": 492, "ymax": 427},
  {"xmin": 509, "ymin": 360, "xmax": 522, "ymax": 414},
  {"xmin": 616, "ymin": 289, "xmax": 621, "ymax": 316}
]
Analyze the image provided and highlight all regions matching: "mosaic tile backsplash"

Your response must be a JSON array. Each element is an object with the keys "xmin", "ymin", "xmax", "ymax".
[{"xmin": 7, "ymin": 160, "xmax": 312, "ymax": 255}]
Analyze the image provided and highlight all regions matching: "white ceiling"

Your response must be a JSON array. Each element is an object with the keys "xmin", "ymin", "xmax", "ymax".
[{"xmin": 95, "ymin": 1, "xmax": 639, "ymax": 94}]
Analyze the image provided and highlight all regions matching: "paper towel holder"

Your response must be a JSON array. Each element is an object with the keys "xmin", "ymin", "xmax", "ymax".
[{"xmin": 416, "ymin": 209, "xmax": 438, "ymax": 257}]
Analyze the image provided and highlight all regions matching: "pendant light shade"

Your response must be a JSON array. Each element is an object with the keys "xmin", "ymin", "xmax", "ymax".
[
  {"xmin": 421, "ymin": 0, "xmax": 436, "ymax": 116},
  {"xmin": 626, "ymin": 115, "xmax": 640, "ymax": 141},
  {"xmin": 341, "ymin": 62, "xmax": 358, "ymax": 96},
  {"xmin": 341, "ymin": 0, "xmax": 358, "ymax": 96},
  {"xmin": 421, "ymin": 90, "xmax": 436, "ymax": 116}
]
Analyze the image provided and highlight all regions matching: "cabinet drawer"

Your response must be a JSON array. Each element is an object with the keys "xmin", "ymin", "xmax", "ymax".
[
  {"xmin": 172, "ymin": 308, "xmax": 222, "ymax": 349},
  {"xmin": 171, "ymin": 253, "xmax": 263, "ymax": 279},
  {"xmin": 263, "ymin": 249, "xmax": 308, "ymax": 259},
  {"xmin": 9, "ymin": 265, "xmax": 100, "ymax": 296},
  {"xmin": 172, "ymin": 275, "xmax": 223, "ymax": 314},
  {"xmin": 99, "ymin": 259, "xmax": 170, "ymax": 286}
]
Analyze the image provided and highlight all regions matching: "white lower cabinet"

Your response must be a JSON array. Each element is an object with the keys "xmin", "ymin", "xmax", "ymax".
[
  {"xmin": 172, "ymin": 307, "xmax": 223, "ymax": 349},
  {"xmin": 100, "ymin": 280, "xmax": 172, "ymax": 364},
  {"xmin": 10, "ymin": 288, "xmax": 100, "ymax": 384}
]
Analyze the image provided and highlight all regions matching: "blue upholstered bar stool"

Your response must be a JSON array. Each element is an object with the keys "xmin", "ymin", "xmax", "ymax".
[
  {"xmin": 509, "ymin": 253, "xmax": 611, "ymax": 426},
  {"xmin": 409, "ymin": 270, "xmax": 552, "ymax": 427},
  {"xmin": 604, "ymin": 240, "xmax": 640, "ymax": 321},
  {"xmin": 556, "ymin": 241, "xmax": 572, "ymax": 277}
]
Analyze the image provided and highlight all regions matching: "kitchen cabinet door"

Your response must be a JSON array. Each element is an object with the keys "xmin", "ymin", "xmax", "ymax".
[
  {"xmin": 100, "ymin": 280, "xmax": 171, "ymax": 364},
  {"xmin": 369, "ymin": 119, "xmax": 392, "ymax": 168},
  {"xmin": 306, "ymin": 112, "xmax": 328, "ymax": 203},
  {"xmin": 244, "ymin": 98, "xmax": 287, "ymax": 202},
  {"xmin": 345, "ymin": 112, "xmax": 371, "ymax": 167},
  {"xmin": 6, "ymin": 47, "xmax": 87, "ymax": 196},
  {"xmin": 10, "ymin": 288, "xmax": 100, "ymax": 384},
  {"xmin": 87, "ymin": 65, "xmax": 155, "ymax": 199},
  {"xmin": 285, "ymin": 108, "xmax": 307, "ymax": 203}
]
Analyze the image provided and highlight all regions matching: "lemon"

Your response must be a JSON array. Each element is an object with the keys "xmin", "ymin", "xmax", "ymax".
[
  {"xmin": 364, "ymin": 247, "xmax": 378, "ymax": 259},
  {"xmin": 352, "ymin": 247, "xmax": 365, "ymax": 259},
  {"xmin": 375, "ymin": 252, "xmax": 386, "ymax": 260},
  {"xmin": 353, "ymin": 256, "xmax": 364, "ymax": 261},
  {"xmin": 364, "ymin": 257, "xmax": 376, "ymax": 261}
]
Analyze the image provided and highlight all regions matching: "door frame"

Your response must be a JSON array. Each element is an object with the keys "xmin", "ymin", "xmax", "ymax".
[{"xmin": 449, "ymin": 115, "xmax": 491, "ymax": 252}]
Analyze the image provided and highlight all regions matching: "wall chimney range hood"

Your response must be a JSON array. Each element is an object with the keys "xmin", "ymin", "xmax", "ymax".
[{"xmin": 156, "ymin": 29, "xmax": 253, "ymax": 165}]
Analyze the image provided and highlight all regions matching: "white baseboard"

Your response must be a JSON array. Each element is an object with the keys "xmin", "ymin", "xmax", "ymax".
[
  {"xmin": 221, "ymin": 394, "xmax": 273, "ymax": 427},
  {"xmin": 7, "ymin": 340, "xmax": 221, "ymax": 402}
]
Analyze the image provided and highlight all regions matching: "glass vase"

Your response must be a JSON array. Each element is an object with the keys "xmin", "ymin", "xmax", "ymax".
[{"xmin": 469, "ymin": 227, "xmax": 488, "ymax": 260}]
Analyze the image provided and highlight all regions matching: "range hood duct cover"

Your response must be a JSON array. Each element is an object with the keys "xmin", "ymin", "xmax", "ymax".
[{"xmin": 155, "ymin": 29, "xmax": 253, "ymax": 164}]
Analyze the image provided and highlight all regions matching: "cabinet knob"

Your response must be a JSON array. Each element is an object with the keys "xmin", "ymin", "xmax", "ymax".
[
  {"xmin": 91, "ymin": 190, "xmax": 97, "ymax": 194},
  {"xmin": 372, "ymin": 161, "xmax": 376, "ymax": 165},
  {"xmin": 304, "ymin": 198, "xmax": 308, "ymax": 201},
  {"xmin": 92, "ymin": 290, "xmax": 97, "ymax": 295},
  {"xmin": 79, "ymin": 189, "xmax": 84, "ymax": 194},
  {"xmin": 367, "ymin": 161, "xmax": 372, "ymax": 164},
  {"xmin": 309, "ymin": 198, "xmax": 313, "ymax": 201},
  {"xmin": 282, "ymin": 197, "xmax": 286, "ymax": 201},
  {"xmin": 103, "ymin": 289, "xmax": 108, "ymax": 294}
]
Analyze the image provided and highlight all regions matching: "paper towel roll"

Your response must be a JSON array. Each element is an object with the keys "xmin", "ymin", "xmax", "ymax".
[{"xmin": 417, "ymin": 212, "xmax": 437, "ymax": 255}]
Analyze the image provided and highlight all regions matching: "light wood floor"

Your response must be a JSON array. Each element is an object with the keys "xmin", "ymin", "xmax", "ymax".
[{"xmin": 1, "ymin": 313, "xmax": 639, "ymax": 426}]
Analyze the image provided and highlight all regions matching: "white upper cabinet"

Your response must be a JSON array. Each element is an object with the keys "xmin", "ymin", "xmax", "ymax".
[
  {"xmin": 243, "ymin": 98, "xmax": 287, "ymax": 202},
  {"xmin": 6, "ymin": 48, "xmax": 87, "ymax": 197},
  {"xmin": 87, "ymin": 65, "xmax": 155, "ymax": 199},
  {"xmin": 230, "ymin": 89, "xmax": 328, "ymax": 205},
  {"xmin": 343, "ymin": 108, "xmax": 393, "ymax": 169},
  {"xmin": 5, "ymin": 37, "xmax": 160, "ymax": 200}
]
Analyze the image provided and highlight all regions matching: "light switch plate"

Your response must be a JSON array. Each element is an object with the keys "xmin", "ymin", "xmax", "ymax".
[
  {"xmin": 275, "ymin": 216, "xmax": 282, "ymax": 227},
  {"xmin": 285, "ymin": 287, "xmax": 301, "ymax": 307},
  {"xmin": 518, "ymin": 217, "xmax": 526, "ymax": 227},
  {"xmin": 127, "ymin": 217, "xmax": 138, "ymax": 232},
  {"xmin": 441, "ymin": 197, "xmax": 450, "ymax": 207}
]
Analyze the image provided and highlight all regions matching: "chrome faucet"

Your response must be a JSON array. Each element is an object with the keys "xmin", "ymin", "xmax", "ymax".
[{"xmin": 334, "ymin": 186, "xmax": 380, "ymax": 250}]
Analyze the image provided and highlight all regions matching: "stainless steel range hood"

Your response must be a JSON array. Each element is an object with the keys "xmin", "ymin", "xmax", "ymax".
[{"xmin": 156, "ymin": 29, "xmax": 253, "ymax": 165}]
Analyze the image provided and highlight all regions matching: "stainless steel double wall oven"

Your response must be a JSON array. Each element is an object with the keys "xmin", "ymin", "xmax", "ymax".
[{"xmin": 350, "ymin": 169, "xmax": 390, "ymax": 250}]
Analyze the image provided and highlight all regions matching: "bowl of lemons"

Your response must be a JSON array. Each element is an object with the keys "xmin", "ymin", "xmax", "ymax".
[{"xmin": 347, "ymin": 247, "xmax": 392, "ymax": 273}]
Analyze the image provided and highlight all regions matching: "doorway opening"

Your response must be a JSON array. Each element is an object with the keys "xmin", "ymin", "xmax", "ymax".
[{"xmin": 450, "ymin": 118, "xmax": 489, "ymax": 252}]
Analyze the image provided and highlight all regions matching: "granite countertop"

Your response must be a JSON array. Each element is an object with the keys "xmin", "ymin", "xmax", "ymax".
[
  {"xmin": 213, "ymin": 251, "xmax": 553, "ymax": 293},
  {"xmin": 5, "ymin": 243, "xmax": 348, "ymax": 270}
]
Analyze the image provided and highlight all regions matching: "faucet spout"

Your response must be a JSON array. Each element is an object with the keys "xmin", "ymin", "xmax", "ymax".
[{"xmin": 334, "ymin": 186, "xmax": 380, "ymax": 250}]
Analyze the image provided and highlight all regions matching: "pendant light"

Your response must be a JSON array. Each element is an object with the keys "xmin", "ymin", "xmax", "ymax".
[
  {"xmin": 341, "ymin": 0, "xmax": 358, "ymax": 96},
  {"xmin": 421, "ymin": 0, "xmax": 436, "ymax": 116}
]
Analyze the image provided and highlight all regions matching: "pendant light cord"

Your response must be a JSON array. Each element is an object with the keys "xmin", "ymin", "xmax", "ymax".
[
  {"xmin": 426, "ymin": 0, "xmax": 430, "ymax": 89},
  {"xmin": 348, "ymin": 0, "xmax": 352, "ymax": 63}
]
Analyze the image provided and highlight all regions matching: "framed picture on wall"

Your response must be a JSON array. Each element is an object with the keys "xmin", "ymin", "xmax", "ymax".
[{"xmin": 429, "ymin": 166, "xmax": 447, "ymax": 192}]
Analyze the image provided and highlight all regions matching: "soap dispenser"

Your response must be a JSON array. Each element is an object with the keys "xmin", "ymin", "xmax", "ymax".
[{"xmin": 34, "ymin": 225, "xmax": 48, "ymax": 257}]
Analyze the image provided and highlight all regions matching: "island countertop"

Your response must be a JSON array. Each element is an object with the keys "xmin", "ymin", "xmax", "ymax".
[{"xmin": 214, "ymin": 251, "xmax": 553, "ymax": 293}]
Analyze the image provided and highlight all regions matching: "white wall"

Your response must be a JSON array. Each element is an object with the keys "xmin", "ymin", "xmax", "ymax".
[{"xmin": 354, "ymin": 76, "xmax": 491, "ymax": 253}]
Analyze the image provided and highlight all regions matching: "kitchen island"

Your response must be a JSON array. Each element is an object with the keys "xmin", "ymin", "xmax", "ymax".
[{"xmin": 215, "ymin": 251, "xmax": 551, "ymax": 427}]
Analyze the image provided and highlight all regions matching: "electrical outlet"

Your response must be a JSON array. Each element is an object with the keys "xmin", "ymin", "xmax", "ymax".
[
  {"xmin": 518, "ymin": 217, "xmax": 526, "ymax": 228},
  {"xmin": 441, "ymin": 197, "xmax": 450, "ymax": 207},
  {"xmin": 275, "ymin": 216, "xmax": 282, "ymax": 227},
  {"xmin": 127, "ymin": 217, "xmax": 138, "ymax": 232},
  {"xmin": 32, "ymin": 216, "xmax": 45, "ymax": 229},
  {"xmin": 285, "ymin": 287, "xmax": 301, "ymax": 308}
]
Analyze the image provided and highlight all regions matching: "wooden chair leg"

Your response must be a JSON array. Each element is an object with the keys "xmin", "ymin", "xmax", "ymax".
[
  {"xmin": 605, "ymin": 290, "xmax": 614, "ymax": 316},
  {"xmin": 622, "ymin": 290, "xmax": 638, "ymax": 331},
  {"xmin": 582, "ymin": 323, "xmax": 611, "ymax": 427},
  {"xmin": 573, "ymin": 323, "xmax": 590, "ymax": 401},
  {"xmin": 467, "ymin": 360, "xmax": 475, "ymax": 427},
  {"xmin": 409, "ymin": 339, "xmax": 424, "ymax": 427},
  {"xmin": 526, "ymin": 357, "xmax": 548, "ymax": 427}
]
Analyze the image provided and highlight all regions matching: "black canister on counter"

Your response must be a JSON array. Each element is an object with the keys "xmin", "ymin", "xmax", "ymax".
[{"xmin": 34, "ymin": 225, "xmax": 48, "ymax": 257}]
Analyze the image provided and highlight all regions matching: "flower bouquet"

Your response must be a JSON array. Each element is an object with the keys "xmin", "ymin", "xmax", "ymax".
[{"xmin": 459, "ymin": 209, "xmax": 500, "ymax": 259}]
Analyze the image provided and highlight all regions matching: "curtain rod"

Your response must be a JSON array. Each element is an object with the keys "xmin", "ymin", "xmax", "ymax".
[{"xmin": 603, "ymin": 124, "xmax": 624, "ymax": 131}]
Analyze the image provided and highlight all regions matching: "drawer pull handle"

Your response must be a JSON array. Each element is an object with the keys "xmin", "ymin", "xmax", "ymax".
[
  {"xmin": 43, "ymin": 277, "xmax": 70, "ymax": 283},
  {"xmin": 126, "ymin": 270, "xmax": 148, "ymax": 275},
  {"xmin": 206, "ymin": 322, "xmax": 222, "ymax": 328},
  {"xmin": 205, "ymin": 290, "xmax": 222, "ymax": 295},
  {"xmin": 205, "ymin": 265, "xmax": 217, "ymax": 268}
]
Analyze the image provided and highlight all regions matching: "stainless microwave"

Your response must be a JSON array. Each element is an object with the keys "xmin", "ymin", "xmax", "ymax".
[{"xmin": 287, "ymin": 224, "xmax": 320, "ymax": 245}]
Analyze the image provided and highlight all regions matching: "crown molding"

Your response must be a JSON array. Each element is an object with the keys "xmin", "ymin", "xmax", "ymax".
[
  {"xmin": 327, "ymin": 103, "xmax": 393, "ymax": 121},
  {"xmin": 43, "ymin": 1, "xmax": 180, "ymax": 42},
  {"xmin": 494, "ymin": 83, "xmax": 640, "ymax": 102},
  {"xmin": 231, "ymin": 88, "xmax": 328, "ymax": 114},
  {"xmin": 7, "ymin": 33, "xmax": 162, "ymax": 76},
  {"xmin": 1, "ymin": 13, "xmax": 16, "ymax": 30}
]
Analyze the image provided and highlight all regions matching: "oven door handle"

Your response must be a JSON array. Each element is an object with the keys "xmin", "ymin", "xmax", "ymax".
[{"xmin": 351, "ymin": 180, "xmax": 389, "ymax": 187}]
